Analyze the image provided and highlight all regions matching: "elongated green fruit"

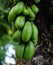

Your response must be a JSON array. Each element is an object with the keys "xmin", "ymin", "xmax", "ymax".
[
  {"xmin": 27, "ymin": 7, "xmax": 35, "ymax": 18},
  {"xmin": 33, "ymin": 37, "xmax": 38, "ymax": 46},
  {"xmin": 31, "ymin": 5, "xmax": 39, "ymax": 14},
  {"xmin": 34, "ymin": 0, "xmax": 40, "ymax": 3},
  {"xmin": 8, "ymin": 2, "xmax": 24, "ymax": 21},
  {"xmin": 8, "ymin": 6, "xmax": 16, "ymax": 21},
  {"xmin": 12, "ymin": 30, "xmax": 21, "ymax": 41},
  {"xmin": 29, "ymin": 15, "xmax": 36, "ymax": 21},
  {"xmin": 32, "ymin": 23, "xmax": 38, "ymax": 45},
  {"xmin": 24, "ymin": 41, "xmax": 35, "ymax": 61},
  {"xmin": 15, "ymin": 16, "xmax": 25, "ymax": 28},
  {"xmin": 13, "ymin": 0, "xmax": 20, "ymax": 4},
  {"xmin": 16, "ymin": 44, "xmax": 25, "ymax": 59},
  {"xmin": 23, "ymin": 7, "xmax": 29, "ymax": 15},
  {"xmin": 22, "ymin": 21, "xmax": 32, "ymax": 42}
]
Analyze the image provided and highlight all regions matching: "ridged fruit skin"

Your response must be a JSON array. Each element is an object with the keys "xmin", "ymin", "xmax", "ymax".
[
  {"xmin": 8, "ymin": 2, "xmax": 24, "ymax": 21},
  {"xmin": 27, "ymin": 7, "xmax": 35, "ymax": 18},
  {"xmin": 15, "ymin": 16, "xmax": 25, "ymax": 28},
  {"xmin": 24, "ymin": 41, "xmax": 35, "ymax": 61},
  {"xmin": 22, "ymin": 21, "xmax": 32, "ymax": 42},
  {"xmin": 32, "ymin": 23, "xmax": 38, "ymax": 45},
  {"xmin": 34, "ymin": 0, "xmax": 40, "ymax": 3},
  {"xmin": 31, "ymin": 5, "xmax": 39, "ymax": 14},
  {"xmin": 12, "ymin": 30, "xmax": 21, "ymax": 41},
  {"xmin": 15, "ymin": 44, "xmax": 25, "ymax": 59}
]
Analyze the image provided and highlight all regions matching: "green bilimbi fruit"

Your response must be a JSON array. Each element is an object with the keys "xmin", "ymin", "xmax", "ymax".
[
  {"xmin": 29, "ymin": 15, "xmax": 36, "ymax": 21},
  {"xmin": 12, "ymin": 30, "xmax": 21, "ymax": 41},
  {"xmin": 31, "ymin": 5, "xmax": 39, "ymax": 14},
  {"xmin": 15, "ymin": 16, "xmax": 25, "ymax": 28},
  {"xmin": 8, "ymin": 2, "xmax": 24, "ymax": 21},
  {"xmin": 22, "ymin": 21, "xmax": 32, "ymax": 42},
  {"xmin": 24, "ymin": 41, "xmax": 35, "ymax": 61},
  {"xmin": 32, "ymin": 23, "xmax": 38, "ymax": 45},
  {"xmin": 16, "ymin": 44, "xmax": 25, "ymax": 59},
  {"xmin": 34, "ymin": 0, "xmax": 40, "ymax": 3},
  {"xmin": 23, "ymin": 7, "xmax": 29, "ymax": 15},
  {"xmin": 33, "ymin": 37, "xmax": 38, "ymax": 46},
  {"xmin": 13, "ymin": 0, "xmax": 20, "ymax": 4},
  {"xmin": 27, "ymin": 7, "xmax": 35, "ymax": 18}
]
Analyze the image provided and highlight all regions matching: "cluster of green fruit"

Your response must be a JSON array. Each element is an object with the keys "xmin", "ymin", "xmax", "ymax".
[{"xmin": 8, "ymin": 0, "xmax": 40, "ymax": 61}]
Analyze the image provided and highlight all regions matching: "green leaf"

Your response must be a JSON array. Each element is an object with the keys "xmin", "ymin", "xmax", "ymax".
[
  {"xmin": 0, "ymin": 3, "xmax": 3, "ymax": 11},
  {"xmin": 0, "ymin": 50, "xmax": 5, "ymax": 64},
  {"xmin": 1, "ymin": 35, "xmax": 12, "ymax": 46}
]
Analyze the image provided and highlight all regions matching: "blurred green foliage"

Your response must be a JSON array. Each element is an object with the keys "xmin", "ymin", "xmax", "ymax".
[
  {"xmin": 0, "ymin": 0, "xmax": 14, "ymax": 63},
  {"xmin": 0, "ymin": 0, "xmax": 14, "ymax": 38}
]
